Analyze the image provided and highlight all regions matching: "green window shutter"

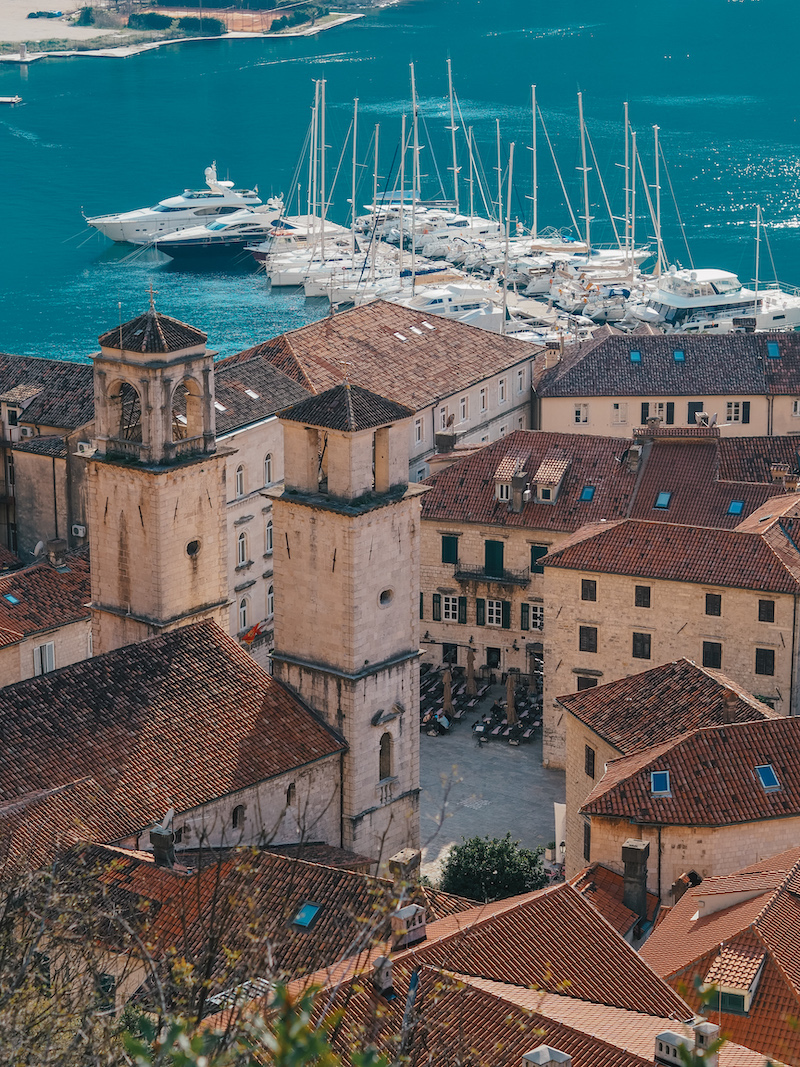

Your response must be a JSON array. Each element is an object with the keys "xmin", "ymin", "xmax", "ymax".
[
  {"xmin": 501, "ymin": 600, "xmax": 511, "ymax": 629},
  {"xmin": 531, "ymin": 545, "xmax": 548, "ymax": 574},
  {"xmin": 458, "ymin": 596, "xmax": 467, "ymax": 624},
  {"xmin": 476, "ymin": 598, "xmax": 486, "ymax": 626},
  {"xmin": 666, "ymin": 401, "xmax": 675, "ymax": 425},
  {"xmin": 521, "ymin": 603, "xmax": 530, "ymax": 631},
  {"xmin": 441, "ymin": 535, "xmax": 458, "ymax": 564},
  {"xmin": 432, "ymin": 594, "xmax": 442, "ymax": 622},
  {"xmin": 742, "ymin": 401, "xmax": 750, "ymax": 424},
  {"xmin": 641, "ymin": 402, "xmax": 649, "ymax": 423},
  {"xmin": 419, "ymin": 592, "xmax": 424, "ymax": 620},
  {"xmin": 484, "ymin": 540, "xmax": 504, "ymax": 578}
]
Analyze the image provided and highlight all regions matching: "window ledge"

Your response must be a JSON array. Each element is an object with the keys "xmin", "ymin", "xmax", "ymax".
[
  {"xmin": 235, "ymin": 560, "xmax": 254, "ymax": 573},
  {"xmin": 234, "ymin": 514, "xmax": 254, "ymax": 526},
  {"xmin": 235, "ymin": 579, "xmax": 257, "ymax": 593}
]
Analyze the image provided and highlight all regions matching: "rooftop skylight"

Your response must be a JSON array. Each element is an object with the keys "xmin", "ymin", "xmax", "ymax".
[
  {"xmin": 755, "ymin": 764, "xmax": 780, "ymax": 792},
  {"xmin": 421, "ymin": 321, "xmax": 435, "ymax": 330},
  {"xmin": 673, "ymin": 349, "xmax": 685, "ymax": 362},
  {"xmin": 727, "ymin": 500, "xmax": 745, "ymax": 516},
  {"xmin": 292, "ymin": 902, "xmax": 321, "ymax": 929},
  {"xmin": 651, "ymin": 770, "xmax": 671, "ymax": 796},
  {"xmin": 767, "ymin": 341, "xmax": 781, "ymax": 359},
  {"xmin": 214, "ymin": 402, "xmax": 227, "ymax": 412},
  {"xmin": 630, "ymin": 349, "xmax": 642, "ymax": 363},
  {"xmin": 245, "ymin": 389, "xmax": 260, "ymax": 400},
  {"xmin": 394, "ymin": 333, "xmax": 407, "ymax": 341},
  {"xmin": 654, "ymin": 491, "xmax": 672, "ymax": 509},
  {"xmin": 410, "ymin": 326, "xmax": 423, "ymax": 335},
  {"xmin": 3, "ymin": 593, "xmax": 19, "ymax": 605},
  {"xmin": 579, "ymin": 486, "xmax": 596, "ymax": 502}
]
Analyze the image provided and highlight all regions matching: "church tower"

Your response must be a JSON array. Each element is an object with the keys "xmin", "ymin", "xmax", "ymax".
[
  {"xmin": 269, "ymin": 383, "xmax": 425, "ymax": 867},
  {"xmin": 86, "ymin": 302, "xmax": 229, "ymax": 655}
]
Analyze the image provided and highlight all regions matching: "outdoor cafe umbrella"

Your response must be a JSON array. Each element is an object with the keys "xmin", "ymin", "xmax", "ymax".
[
  {"xmin": 442, "ymin": 667, "xmax": 454, "ymax": 716},
  {"xmin": 506, "ymin": 671, "xmax": 517, "ymax": 726},
  {"xmin": 466, "ymin": 646, "xmax": 477, "ymax": 697}
]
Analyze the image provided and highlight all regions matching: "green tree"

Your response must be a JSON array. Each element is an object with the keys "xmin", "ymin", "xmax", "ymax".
[{"xmin": 439, "ymin": 832, "xmax": 547, "ymax": 901}]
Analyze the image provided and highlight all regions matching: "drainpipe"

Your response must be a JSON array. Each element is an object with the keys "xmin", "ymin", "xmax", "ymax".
[
  {"xmin": 657, "ymin": 825, "xmax": 662, "ymax": 902},
  {"xmin": 51, "ymin": 455, "xmax": 59, "ymax": 540},
  {"xmin": 792, "ymin": 594, "xmax": 798, "ymax": 716}
]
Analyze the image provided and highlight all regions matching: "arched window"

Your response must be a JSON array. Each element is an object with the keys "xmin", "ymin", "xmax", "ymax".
[
  {"xmin": 265, "ymin": 520, "xmax": 273, "ymax": 555},
  {"xmin": 237, "ymin": 531, "xmax": 248, "ymax": 567},
  {"xmin": 265, "ymin": 453, "xmax": 273, "ymax": 485},
  {"xmin": 232, "ymin": 804, "xmax": 245, "ymax": 829},
  {"xmin": 239, "ymin": 597, "xmax": 248, "ymax": 631},
  {"xmin": 267, "ymin": 584, "xmax": 274, "ymax": 617},
  {"xmin": 286, "ymin": 782, "xmax": 296, "ymax": 807},
  {"xmin": 235, "ymin": 465, "xmax": 245, "ymax": 497},
  {"xmin": 379, "ymin": 732, "xmax": 393, "ymax": 781}
]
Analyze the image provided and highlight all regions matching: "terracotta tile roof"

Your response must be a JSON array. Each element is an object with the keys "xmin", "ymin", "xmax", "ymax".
[
  {"xmin": 0, "ymin": 544, "xmax": 20, "ymax": 573},
  {"xmin": 98, "ymin": 308, "xmax": 207, "ymax": 354},
  {"xmin": 536, "ymin": 331, "xmax": 800, "ymax": 398},
  {"xmin": 582, "ymin": 717, "xmax": 800, "ymax": 827},
  {"xmin": 281, "ymin": 382, "xmax": 413, "ymax": 432},
  {"xmin": 718, "ymin": 437, "xmax": 800, "ymax": 484},
  {"xmin": 231, "ymin": 301, "xmax": 537, "ymax": 409},
  {"xmin": 421, "ymin": 431, "xmax": 637, "ymax": 532},
  {"xmin": 557, "ymin": 658, "xmax": 777, "ymax": 756},
  {"xmin": 62, "ymin": 843, "xmax": 474, "ymax": 992},
  {"xmin": 0, "ymin": 353, "xmax": 93, "ymax": 431},
  {"xmin": 542, "ymin": 518, "xmax": 800, "ymax": 594},
  {"xmin": 263, "ymin": 842, "xmax": 374, "ymax": 872},
  {"xmin": 627, "ymin": 440, "xmax": 784, "ymax": 529},
  {"xmin": 641, "ymin": 849, "xmax": 800, "ymax": 1064},
  {"xmin": 212, "ymin": 354, "xmax": 311, "ymax": 435},
  {"xmin": 0, "ymin": 620, "xmax": 345, "ymax": 868},
  {"xmin": 570, "ymin": 863, "xmax": 659, "ymax": 936},
  {"xmin": 399, "ymin": 881, "xmax": 690, "ymax": 1017},
  {"xmin": 0, "ymin": 547, "xmax": 90, "ymax": 649},
  {"xmin": 0, "ymin": 384, "xmax": 43, "ymax": 404},
  {"xmin": 12, "ymin": 434, "xmax": 68, "ymax": 458},
  {"xmin": 732, "ymin": 493, "xmax": 800, "ymax": 532}
]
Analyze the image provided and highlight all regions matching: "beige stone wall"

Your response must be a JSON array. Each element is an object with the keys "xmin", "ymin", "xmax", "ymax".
[
  {"xmin": 564, "ymin": 713, "xmax": 622, "ymax": 879},
  {"xmin": 0, "ymin": 619, "xmax": 91, "ymax": 688},
  {"xmin": 770, "ymin": 396, "xmax": 800, "ymax": 437},
  {"xmin": 542, "ymin": 566, "xmax": 796, "ymax": 768},
  {"xmin": 420, "ymin": 517, "xmax": 563, "ymax": 677},
  {"xmin": 12, "ymin": 451, "xmax": 69, "ymax": 561},
  {"xmin": 587, "ymin": 813, "xmax": 800, "ymax": 902},
  {"xmin": 87, "ymin": 452, "xmax": 229, "ymax": 655},
  {"xmin": 538, "ymin": 395, "xmax": 769, "ymax": 438}
]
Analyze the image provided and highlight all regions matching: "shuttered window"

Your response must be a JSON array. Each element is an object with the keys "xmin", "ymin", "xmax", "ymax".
[{"xmin": 432, "ymin": 594, "xmax": 442, "ymax": 621}]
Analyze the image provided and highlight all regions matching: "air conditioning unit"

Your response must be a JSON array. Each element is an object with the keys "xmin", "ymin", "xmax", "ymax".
[
  {"xmin": 522, "ymin": 489, "xmax": 532, "ymax": 503},
  {"xmin": 19, "ymin": 427, "xmax": 33, "ymax": 438},
  {"xmin": 76, "ymin": 441, "xmax": 92, "ymax": 454},
  {"xmin": 71, "ymin": 524, "xmax": 86, "ymax": 538}
]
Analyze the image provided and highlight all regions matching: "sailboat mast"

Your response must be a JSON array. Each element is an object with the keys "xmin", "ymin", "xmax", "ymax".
[
  {"xmin": 630, "ymin": 128, "xmax": 637, "ymax": 286},
  {"xmin": 399, "ymin": 112, "xmax": 406, "ymax": 274},
  {"xmin": 410, "ymin": 62, "xmax": 419, "ymax": 289},
  {"xmin": 496, "ymin": 118, "xmax": 503, "ymax": 224},
  {"xmin": 371, "ymin": 123, "xmax": 379, "ymax": 283},
  {"xmin": 654, "ymin": 124, "xmax": 662, "ymax": 275},
  {"xmin": 310, "ymin": 81, "xmax": 320, "ymax": 249},
  {"xmin": 320, "ymin": 78, "xmax": 327, "ymax": 260},
  {"xmin": 468, "ymin": 126, "xmax": 475, "ymax": 221},
  {"xmin": 307, "ymin": 87, "xmax": 317, "ymax": 231},
  {"xmin": 755, "ymin": 203, "xmax": 761, "ymax": 313},
  {"xmin": 447, "ymin": 57, "xmax": 459, "ymax": 213},
  {"xmin": 623, "ymin": 101, "xmax": 630, "ymax": 274},
  {"xmin": 577, "ymin": 91, "xmax": 591, "ymax": 253},
  {"xmin": 351, "ymin": 97, "xmax": 358, "ymax": 259},
  {"xmin": 501, "ymin": 142, "xmax": 515, "ymax": 336},
  {"xmin": 531, "ymin": 84, "xmax": 538, "ymax": 240}
]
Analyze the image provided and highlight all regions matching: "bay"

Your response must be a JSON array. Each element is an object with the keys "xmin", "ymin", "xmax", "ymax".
[{"xmin": 0, "ymin": 0, "xmax": 798, "ymax": 360}]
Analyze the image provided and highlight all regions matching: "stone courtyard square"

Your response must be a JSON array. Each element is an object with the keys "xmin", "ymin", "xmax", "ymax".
[{"xmin": 419, "ymin": 691, "xmax": 566, "ymax": 882}]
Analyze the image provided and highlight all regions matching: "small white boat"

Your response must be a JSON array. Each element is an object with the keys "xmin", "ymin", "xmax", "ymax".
[{"xmin": 84, "ymin": 163, "xmax": 272, "ymax": 244}]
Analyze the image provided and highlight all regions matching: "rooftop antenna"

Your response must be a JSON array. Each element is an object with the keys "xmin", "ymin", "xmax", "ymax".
[
  {"xmin": 118, "ymin": 300, "xmax": 122, "ymax": 350},
  {"xmin": 336, "ymin": 358, "xmax": 353, "ymax": 383},
  {"xmin": 147, "ymin": 281, "xmax": 158, "ymax": 314}
]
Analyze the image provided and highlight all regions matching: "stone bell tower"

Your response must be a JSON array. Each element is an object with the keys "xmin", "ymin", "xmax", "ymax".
[
  {"xmin": 268, "ymin": 382, "xmax": 426, "ymax": 867},
  {"xmin": 86, "ymin": 301, "xmax": 229, "ymax": 655}
]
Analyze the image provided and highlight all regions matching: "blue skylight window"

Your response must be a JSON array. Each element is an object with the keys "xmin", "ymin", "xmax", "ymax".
[
  {"xmin": 767, "ymin": 342, "xmax": 781, "ymax": 359},
  {"xmin": 3, "ymin": 594, "xmax": 19, "ymax": 605},
  {"xmin": 580, "ymin": 486, "xmax": 596, "ymax": 502},
  {"xmin": 293, "ymin": 902, "xmax": 321, "ymax": 928},
  {"xmin": 654, "ymin": 491, "xmax": 672, "ymax": 510},
  {"xmin": 673, "ymin": 349, "xmax": 685, "ymax": 362},
  {"xmin": 727, "ymin": 500, "xmax": 745, "ymax": 516},
  {"xmin": 755, "ymin": 764, "xmax": 780, "ymax": 792},
  {"xmin": 651, "ymin": 770, "xmax": 671, "ymax": 796},
  {"xmin": 630, "ymin": 349, "xmax": 642, "ymax": 363}
]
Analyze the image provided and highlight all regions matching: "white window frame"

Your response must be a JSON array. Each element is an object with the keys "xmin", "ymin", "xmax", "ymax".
[
  {"xmin": 439, "ymin": 405, "xmax": 449, "ymax": 430},
  {"xmin": 264, "ymin": 453, "xmax": 273, "ymax": 485},
  {"xmin": 33, "ymin": 641, "xmax": 55, "ymax": 676},
  {"xmin": 460, "ymin": 396, "xmax": 469, "ymax": 422},
  {"xmin": 498, "ymin": 378, "xmax": 507, "ymax": 404},
  {"xmin": 442, "ymin": 595, "xmax": 459, "ymax": 621},
  {"xmin": 612, "ymin": 402, "xmax": 628, "ymax": 425},
  {"xmin": 499, "ymin": 424, "xmax": 508, "ymax": 437},
  {"xmin": 235, "ymin": 465, "xmax": 245, "ymax": 497},
  {"xmin": 487, "ymin": 599, "xmax": 503, "ymax": 626},
  {"xmin": 237, "ymin": 531, "xmax": 248, "ymax": 567},
  {"xmin": 239, "ymin": 598, "xmax": 249, "ymax": 631},
  {"xmin": 726, "ymin": 401, "xmax": 741, "ymax": 423},
  {"xmin": 479, "ymin": 387, "xmax": 487, "ymax": 413},
  {"xmin": 267, "ymin": 584, "xmax": 274, "ymax": 617},
  {"xmin": 414, "ymin": 417, "xmax": 423, "ymax": 443},
  {"xmin": 574, "ymin": 404, "xmax": 588, "ymax": 425},
  {"xmin": 517, "ymin": 368, "xmax": 525, "ymax": 394},
  {"xmin": 497, "ymin": 483, "xmax": 510, "ymax": 501},
  {"xmin": 416, "ymin": 467, "xmax": 427, "ymax": 481},
  {"xmin": 651, "ymin": 401, "xmax": 667, "ymax": 419},
  {"xmin": 265, "ymin": 520, "xmax": 273, "ymax": 555},
  {"xmin": 531, "ymin": 604, "xmax": 544, "ymax": 631}
]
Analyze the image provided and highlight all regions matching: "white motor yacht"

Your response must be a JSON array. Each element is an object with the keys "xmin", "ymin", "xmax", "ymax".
[
  {"xmin": 248, "ymin": 215, "xmax": 355, "ymax": 264},
  {"xmin": 84, "ymin": 163, "xmax": 275, "ymax": 244},
  {"xmin": 153, "ymin": 210, "xmax": 282, "ymax": 260}
]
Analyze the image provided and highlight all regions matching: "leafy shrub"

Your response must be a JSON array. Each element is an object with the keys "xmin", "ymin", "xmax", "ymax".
[
  {"xmin": 76, "ymin": 6, "xmax": 94, "ymax": 24},
  {"xmin": 176, "ymin": 14, "xmax": 226, "ymax": 34},
  {"xmin": 127, "ymin": 10, "xmax": 173, "ymax": 29},
  {"xmin": 439, "ymin": 832, "xmax": 547, "ymax": 901}
]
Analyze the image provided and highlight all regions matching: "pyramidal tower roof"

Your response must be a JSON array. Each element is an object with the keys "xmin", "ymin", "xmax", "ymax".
[
  {"xmin": 98, "ymin": 296, "xmax": 207, "ymax": 355},
  {"xmin": 280, "ymin": 381, "xmax": 414, "ymax": 433}
]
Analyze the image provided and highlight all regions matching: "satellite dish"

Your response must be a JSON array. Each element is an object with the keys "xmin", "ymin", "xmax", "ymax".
[
  {"xmin": 33, "ymin": 541, "xmax": 44, "ymax": 556},
  {"xmin": 709, "ymin": 413, "xmax": 718, "ymax": 427}
]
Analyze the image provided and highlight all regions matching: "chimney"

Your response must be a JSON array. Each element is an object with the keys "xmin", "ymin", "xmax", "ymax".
[
  {"xmin": 149, "ymin": 808, "xmax": 176, "ymax": 869},
  {"xmin": 721, "ymin": 687, "xmax": 737, "ymax": 723},
  {"xmin": 693, "ymin": 1021, "xmax": 720, "ymax": 1067},
  {"xmin": 646, "ymin": 416, "xmax": 663, "ymax": 432},
  {"xmin": 786, "ymin": 473, "xmax": 800, "ymax": 492},
  {"xmin": 46, "ymin": 538, "xmax": 68, "ymax": 568},
  {"xmin": 435, "ymin": 430, "xmax": 457, "ymax": 454},
  {"xmin": 770, "ymin": 461, "xmax": 790, "ymax": 483},
  {"xmin": 622, "ymin": 838, "xmax": 650, "ymax": 925},
  {"xmin": 391, "ymin": 903, "xmax": 427, "ymax": 948},
  {"xmin": 626, "ymin": 443, "xmax": 643, "ymax": 474},
  {"xmin": 388, "ymin": 848, "xmax": 421, "ymax": 886},
  {"xmin": 511, "ymin": 472, "xmax": 528, "ymax": 514},
  {"xmin": 544, "ymin": 343, "xmax": 561, "ymax": 370},
  {"xmin": 371, "ymin": 955, "xmax": 396, "ymax": 1000},
  {"xmin": 655, "ymin": 1031, "xmax": 692, "ymax": 1067},
  {"xmin": 522, "ymin": 1046, "xmax": 572, "ymax": 1067}
]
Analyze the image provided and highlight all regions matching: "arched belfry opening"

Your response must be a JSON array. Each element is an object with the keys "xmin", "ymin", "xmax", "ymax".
[
  {"xmin": 107, "ymin": 381, "xmax": 144, "ymax": 445},
  {"xmin": 170, "ymin": 376, "xmax": 204, "ymax": 443}
]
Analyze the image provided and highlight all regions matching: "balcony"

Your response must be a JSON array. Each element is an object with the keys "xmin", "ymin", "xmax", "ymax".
[
  {"xmin": 376, "ymin": 778, "xmax": 397, "ymax": 805},
  {"xmin": 453, "ymin": 564, "xmax": 531, "ymax": 587}
]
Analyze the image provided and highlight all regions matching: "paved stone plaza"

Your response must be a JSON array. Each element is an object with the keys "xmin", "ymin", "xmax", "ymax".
[{"xmin": 419, "ymin": 686, "xmax": 567, "ymax": 881}]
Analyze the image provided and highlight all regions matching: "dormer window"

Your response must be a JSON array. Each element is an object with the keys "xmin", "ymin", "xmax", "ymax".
[
  {"xmin": 497, "ymin": 482, "xmax": 511, "ymax": 501},
  {"xmin": 755, "ymin": 764, "xmax": 780, "ymax": 792},
  {"xmin": 651, "ymin": 770, "xmax": 671, "ymax": 796},
  {"xmin": 6, "ymin": 409, "xmax": 18, "ymax": 427},
  {"xmin": 540, "ymin": 487, "xmax": 552, "ymax": 501}
]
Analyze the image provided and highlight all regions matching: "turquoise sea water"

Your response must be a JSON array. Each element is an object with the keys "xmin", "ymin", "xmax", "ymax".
[{"xmin": 0, "ymin": 0, "xmax": 798, "ymax": 359}]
